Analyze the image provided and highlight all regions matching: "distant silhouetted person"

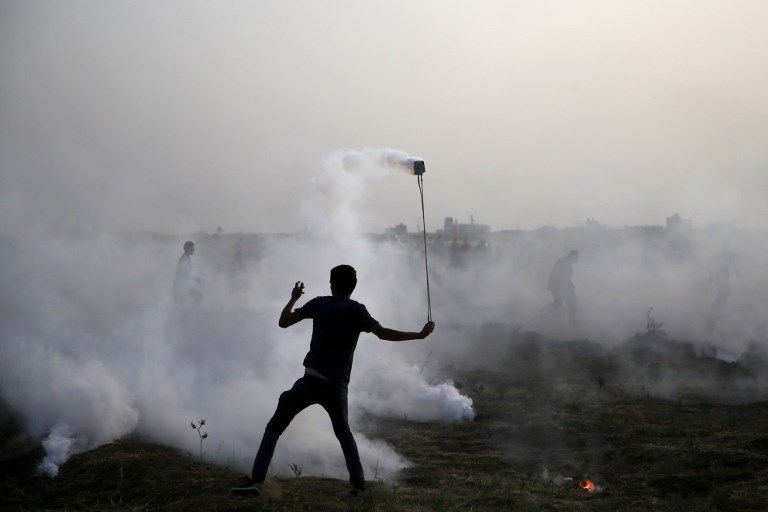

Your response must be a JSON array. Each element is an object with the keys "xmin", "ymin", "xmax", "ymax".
[
  {"xmin": 173, "ymin": 241, "xmax": 202, "ymax": 306},
  {"xmin": 232, "ymin": 264, "xmax": 435, "ymax": 497},
  {"xmin": 547, "ymin": 249, "xmax": 579, "ymax": 327},
  {"xmin": 707, "ymin": 243, "xmax": 740, "ymax": 330}
]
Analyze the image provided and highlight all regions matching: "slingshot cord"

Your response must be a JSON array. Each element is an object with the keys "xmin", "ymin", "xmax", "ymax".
[{"xmin": 417, "ymin": 174, "xmax": 432, "ymax": 322}]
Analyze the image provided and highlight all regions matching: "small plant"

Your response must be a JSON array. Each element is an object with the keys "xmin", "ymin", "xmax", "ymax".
[
  {"xmin": 190, "ymin": 419, "xmax": 208, "ymax": 461},
  {"xmin": 645, "ymin": 308, "xmax": 666, "ymax": 337},
  {"xmin": 289, "ymin": 462, "xmax": 303, "ymax": 478}
]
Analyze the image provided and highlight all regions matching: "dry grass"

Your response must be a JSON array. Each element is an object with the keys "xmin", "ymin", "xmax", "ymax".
[{"xmin": 3, "ymin": 335, "xmax": 768, "ymax": 511}]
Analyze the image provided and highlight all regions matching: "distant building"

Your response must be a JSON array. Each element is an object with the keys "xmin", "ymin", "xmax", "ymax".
[
  {"xmin": 666, "ymin": 213, "xmax": 692, "ymax": 231},
  {"xmin": 385, "ymin": 223, "xmax": 408, "ymax": 237},
  {"xmin": 438, "ymin": 215, "xmax": 490, "ymax": 239}
]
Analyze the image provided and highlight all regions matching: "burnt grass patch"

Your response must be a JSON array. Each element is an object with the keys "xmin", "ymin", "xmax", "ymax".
[{"xmin": 3, "ymin": 336, "xmax": 768, "ymax": 511}]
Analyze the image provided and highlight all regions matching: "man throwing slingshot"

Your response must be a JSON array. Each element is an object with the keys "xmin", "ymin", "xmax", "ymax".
[{"xmin": 232, "ymin": 264, "xmax": 435, "ymax": 496}]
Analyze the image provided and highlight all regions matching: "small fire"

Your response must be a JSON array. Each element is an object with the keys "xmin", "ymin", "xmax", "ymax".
[{"xmin": 577, "ymin": 479, "xmax": 595, "ymax": 493}]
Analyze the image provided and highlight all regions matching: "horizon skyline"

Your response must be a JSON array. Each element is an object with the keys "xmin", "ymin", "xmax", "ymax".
[{"xmin": 8, "ymin": 211, "xmax": 748, "ymax": 237}]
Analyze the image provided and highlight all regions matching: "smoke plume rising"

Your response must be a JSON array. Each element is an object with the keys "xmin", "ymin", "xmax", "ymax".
[{"xmin": 38, "ymin": 423, "xmax": 77, "ymax": 477}]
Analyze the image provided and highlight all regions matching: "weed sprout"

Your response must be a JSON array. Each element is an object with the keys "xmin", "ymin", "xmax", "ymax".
[
  {"xmin": 190, "ymin": 419, "xmax": 208, "ymax": 461},
  {"xmin": 289, "ymin": 463, "xmax": 303, "ymax": 478}
]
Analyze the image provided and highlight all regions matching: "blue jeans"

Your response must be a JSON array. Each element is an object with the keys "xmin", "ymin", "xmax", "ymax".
[{"xmin": 251, "ymin": 374, "xmax": 365, "ymax": 488}]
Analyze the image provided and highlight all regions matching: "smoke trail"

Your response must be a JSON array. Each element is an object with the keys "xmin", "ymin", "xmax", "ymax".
[{"xmin": 341, "ymin": 148, "xmax": 424, "ymax": 176}]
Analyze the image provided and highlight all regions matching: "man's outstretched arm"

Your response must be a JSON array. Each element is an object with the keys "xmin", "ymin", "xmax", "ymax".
[
  {"xmin": 278, "ymin": 281, "xmax": 306, "ymax": 328},
  {"xmin": 371, "ymin": 321, "xmax": 435, "ymax": 342}
]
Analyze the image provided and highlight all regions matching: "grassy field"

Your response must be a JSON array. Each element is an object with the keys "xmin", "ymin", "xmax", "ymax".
[{"xmin": 2, "ymin": 333, "xmax": 768, "ymax": 511}]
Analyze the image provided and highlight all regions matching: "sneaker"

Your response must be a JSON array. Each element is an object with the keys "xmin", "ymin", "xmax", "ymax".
[{"xmin": 230, "ymin": 478, "xmax": 263, "ymax": 495}]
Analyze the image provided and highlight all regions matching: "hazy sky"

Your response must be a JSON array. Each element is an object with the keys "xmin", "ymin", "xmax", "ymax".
[{"xmin": 1, "ymin": 0, "xmax": 767, "ymax": 233}]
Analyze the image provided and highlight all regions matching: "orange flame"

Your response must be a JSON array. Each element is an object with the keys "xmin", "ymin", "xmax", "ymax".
[{"xmin": 578, "ymin": 479, "xmax": 595, "ymax": 492}]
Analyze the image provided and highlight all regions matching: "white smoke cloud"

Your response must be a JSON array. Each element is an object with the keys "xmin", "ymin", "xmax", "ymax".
[
  {"xmin": 38, "ymin": 423, "xmax": 78, "ymax": 477},
  {"xmin": 353, "ymin": 367, "xmax": 473, "ymax": 422},
  {"xmin": 0, "ymin": 148, "xmax": 473, "ymax": 480}
]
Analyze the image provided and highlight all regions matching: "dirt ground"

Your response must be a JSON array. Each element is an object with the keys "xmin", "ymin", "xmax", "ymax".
[{"xmin": 3, "ymin": 335, "xmax": 768, "ymax": 511}]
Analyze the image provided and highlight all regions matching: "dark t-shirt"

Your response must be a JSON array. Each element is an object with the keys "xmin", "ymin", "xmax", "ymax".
[{"xmin": 295, "ymin": 296, "xmax": 378, "ymax": 385}]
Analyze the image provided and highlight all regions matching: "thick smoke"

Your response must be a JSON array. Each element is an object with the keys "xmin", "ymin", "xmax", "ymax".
[
  {"xmin": 38, "ymin": 423, "xmax": 77, "ymax": 477},
  {"xmin": 2, "ymin": 146, "xmax": 766, "ymax": 480},
  {"xmin": 414, "ymin": 218, "xmax": 768, "ymax": 405},
  {"xmin": 0, "ymin": 148, "xmax": 473, "ymax": 478}
]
